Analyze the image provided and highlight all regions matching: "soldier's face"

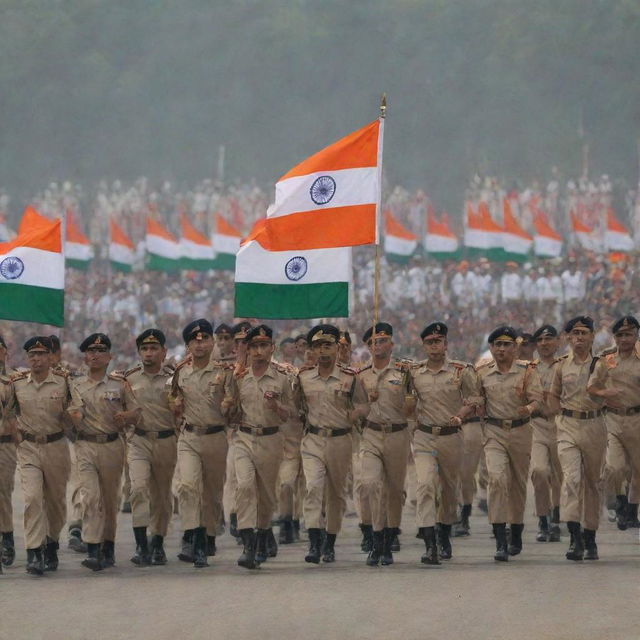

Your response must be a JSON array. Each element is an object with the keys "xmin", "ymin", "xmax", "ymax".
[
  {"xmin": 567, "ymin": 328, "xmax": 593, "ymax": 353},
  {"xmin": 535, "ymin": 335, "xmax": 559, "ymax": 359},
  {"xmin": 312, "ymin": 341, "xmax": 337, "ymax": 366},
  {"xmin": 614, "ymin": 328, "xmax": 638, "ymax": 354},
  {"xmin": 188, "ymin": 334, "xmax": 214, "ymax": 359},
  {"xmin": 138, "ymin": 343, "xmax": 166, "ymax": 366},
  {"xmin": 422, "ymin": 336, "xmax": 447, "ymax": 358},
  {"xmin": 216, "ymin": 333, "xmax": 233, "ymax": 356},
  {"xmin": 49, "ymin": 351, "xmax": 62, "ymax": 366},
  {"xmin": 248, "ymin": 341, "xmax": 274, "ymax": 363},
  {"xmin": 295, "ymin": 339, "xmax": 307, "ymax": 356},
  {"xmin": 27, "ymin": 350, "xmax": 50, "ymax": 374},
  {"xmin": 489, "ymin": 340, "xmax": 516, "ymax": 364},
  {"xmin": 367, "ymin": 336, "xmax": 392, "ymax": 359},
  {"xmin": 84, "ymin": 346, "xmax": 111, "ymax": 370}
]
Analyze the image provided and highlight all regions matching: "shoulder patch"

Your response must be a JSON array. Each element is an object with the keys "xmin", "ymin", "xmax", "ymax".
[
  {"xmin": 357, "ymin": 364, "xmax": 372, "ymax": 374},
  {"xmin": 476, "ymin": 360, "xmax": 494, "ymax": 371},
  {"xmin": 108, "ymin": 371, "xmax": 126, "ymax": 382},
  {"xmin": 10, "ymin": 371, "xmax": 28, "ymax": 382},
  {"xmin": 337, "ymin": 364, "xmax": 357, "ymax": 376},
  {"xmin": 449, "ymin": 359, "xmax": 469, "ymax": 369},
  {"xmin": 270, "ymin": 361, "xmax": 292, "ymax": 375},
  {"xmin": 554, "ymin": 353, "xmax": 570, "ymax": 364},
  {"xmin": 162, "ymin": 364, "xmax": 176, "ymax": 374},
  {"xmin": 598, "ymin": 346, "xmax": 617, "ymax": 357},
  {"xmin": 124, "ymin": 365, "xmax": 143, "ymax": 378},
  {"xmin": 297, "ymin": 364, "xmax": 316, "ymax": 375},
  {"xmin": 52, "ymin": 368, "xmax": 69, "ymax": 379}
]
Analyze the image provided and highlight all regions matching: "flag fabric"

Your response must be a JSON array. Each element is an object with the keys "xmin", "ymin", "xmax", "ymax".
[
  {"xmin": 210, "ymin": 213, "xmax": 241, "ymax": 271},
  {"xmin": 532, "ymin": 210, "xmax": 563, "ymax": 257},
  {"xmin": 146, "ymin": 218, "xmax": 180, "ymax": 272},
  {"xmin": 18, "ymin": 205, "xmax": 49, "ymax": 235},
  {"xmin": 179, "ymin": 214, "xmax": 215, "ymax": 271},
  {"xmin": 109, "ymin": 220, "xmax": 135, "ymax": 272},
  {"xmin": 571, "ymin": 212, "xmax": 599, "ymax": 251},
  {"xmin": 0, "ymin": 218, "xmax": 64, "ymax": 326},
  {"xmin": 501, "ymin": 198, "xmax": 532, "ymax": 262},
  {"xmin": 464, "ymin": 202, "xmax": 504, "ymax": 260},
  {"xmin": 65, "ymin": 214, "xmax": 93, "ymax": 270},
  {"xmin": 384, "ymin": 210, "xmax": 417, "ymax": 264},
  {"xmin": 605, "ymin": 208, "xmax": 634, "ymax": 252},
  {"xmin": 425, "ymin": 209, "xmax": 460, "ymax": 260}
]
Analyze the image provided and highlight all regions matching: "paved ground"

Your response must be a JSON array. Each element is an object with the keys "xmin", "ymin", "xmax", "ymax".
[{"xmin": 2, "ymin": 495, "xmax": 640, "ymax": 640}]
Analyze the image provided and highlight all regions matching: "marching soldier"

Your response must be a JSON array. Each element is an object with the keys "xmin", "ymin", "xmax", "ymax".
[
  {"xmin": 548, "ymin": 316, "xmax": 606, "ymax": 561},
  {"xmin": 478, "ymin": 326, "xmax": 543, "ymax": 562}
]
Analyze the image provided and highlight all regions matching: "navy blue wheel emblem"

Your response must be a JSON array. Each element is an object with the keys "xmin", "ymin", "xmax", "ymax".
[
  {"xmin": 310, "ymin": 175, "xmax": 336, "ymax": 205},
  {"xmin": 0, "ymin": 256, "xmax": 24, "ymax": 280},
  {"xmin": 285, "ymin": 256, "xmax": 308, "ymax": 281}
]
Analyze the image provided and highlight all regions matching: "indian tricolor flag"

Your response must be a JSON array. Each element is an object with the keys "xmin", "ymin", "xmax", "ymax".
[
  {"xmin": 464, "ymin": 201, "xmax": 504, "ymax": 260},
  {"xmin": 146, "ymin": 218, "xmax": 180, "ymax": 272},
  {"xmin": 532, "ymin": 210, "xmax": 563, "ymax": 258},
  {"xmin": 0, "ymin": 218, "xmax": 64, "ymax": 326},
  {"xmin": 384, "ymin": 209, "xmax": 417, "ymax": 264},
  {"xmin": 605, "ymin": 208, "xmax": 634, "ymax": 252},
  {"xmin": 425, "ymin": 209, "xmax": 460, "ymax": 260},
  {"xmin": 211, "ymin": 213, "xmax": 241, "ymax": 271},
  {"xmin": 235, "ymin": 118, "xmax": 383, "ymax": 318},
  {"xmin": 501, "ymin": 198, "xmax": 532, "ymax": 263},
  {"xmin": 571, "ymin": 211, "xmax": 599, "ymax": 251},
  {"xmin": 180, "ymin": 213, "xmax": 215, "ymax": 271},
  {"xmin": 18, "ymin": 205, "xmax": 49, "ymax": 234},
  {"xmin": 65, "ymin": 214, "xmax": 93, "ymax": 270},
  {"xmin": 109, "ymin": 220, "xmax": 135, "ymax": 272}
]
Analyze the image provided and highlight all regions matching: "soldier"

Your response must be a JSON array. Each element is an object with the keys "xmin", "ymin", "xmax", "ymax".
[
  {"xmin": 357, "ymin": 322, "xmax": 413, "ymax": 566},
  {"xmin": 548, "ymin": 316, "xmax": 606, "ymax": 561},
  {"xmin": 213, "ymin": 323, "xmax": 234, "ymax": 361},
  {"xmin": 68, "ymin": 333, "xmax": 134, "ymax": 571},
  {"xmin": 124, "ymin": 329, "xmax": 177, "ymax": 566},
  {"xmin": 171, "ymin": 319, "xmax": 232, "ymax": 568},
  {"xmin": 588, "ymin": 316, "xmax": 640, "ymax": 530},
  {"xmin": 477, "ymin": 326, "xmax": 543, "ymax": 562},
  {"xmin": 7, "ymin": 337, "xmax": 72, "ymax": 575},
  {"xmin": 409, "ymin": 322, "xmax": 481, "ymax": 564},
  {"xmin": 530, "ymin": 325, "xmax": 563, "ymax": 542},
  {"xmin": 296, "ymin": 324, "xmax": 369, "ymax": 564},
  {"xmin": 226, "ymin": 325, "xmax": 294, "ymax": 569}
]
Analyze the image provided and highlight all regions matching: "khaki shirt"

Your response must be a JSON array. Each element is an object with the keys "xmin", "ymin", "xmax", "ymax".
[
  {"xmin": 531, "ymin": 358, "xmax": 558, "ymax": 430},
  {"xmin": 550, "ymin": 352, "xmax": 603, "ymax": 412},
  {"xmin": 588, "ymin": 350, "xmax": 640, "ymax": 410},
  {"xmin": 359, "ymin": 360, "xmax": 410, "ymax": 425},
  {"xmin": 410, "ymin": 358, "xmax": 481, "ymax": 426},
  {"xmin": 296, "ymin": 363, "xmax": 368, "ymax": 430},
  {"xmin": 69, "ymin": 373, "xmax": 126, "ymax": 435},
  {"xmin": 124, "ymin": 365, "xmax": 175, "ymax": 432},
  {"xmin": 478, "ymin": 359, "xmax": 543, "ymax": 420}
]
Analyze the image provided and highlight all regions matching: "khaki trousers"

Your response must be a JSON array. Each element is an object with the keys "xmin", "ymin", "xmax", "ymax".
[
  {"xmin": 530, "ymin": 420, "xmax": 562, "ymax": 516},
  {"xmin": 67, "ymin": 443, "xmax": 83, "ymax": 529},
  {"xmin": 359, "ymin": 427, "xmax": 410, "ymax": 530},
  {"xmin": 223, "ymin": 431, "xmax": 238, "ymax": 518},
  {"xmin": 557, "ymin": 415, "xmax": 607, "ymax": 530},
  {"xmin": 414, "ymin": 429, "xmax": 463, "ymax": 527},
  {"xmin": 177, "ymin": 430, "xmax": 227, "ymax": 532},
  {"xmin": 235, "ymin": 430, "xmax": 283, "ymax": 530},
  {"xmin": 483, "ymin": 423, "xmax": 532, "ymax": 524},
  {"xmin": 301, "ymin": 431, "xmax": 352, "ymax": 534},
  {"xmin": 277, "ymin": 424, "xmax": 302, "ymax": 518},
  {"xmin": 459, "ymin": 421, "xmax": 483, "ymax": 505},
  {"xmin": 0, "ymin": 442, "xmax": 17, "ymax": 532},
  {"xmin": 17, "ymin": 439, "xmax": 70, "ymax": 549},
  {"xmin": 604, "ymin": 413, "xmax": 640, "ymax": 503},
  {"xmin": 128, "ymin": 433, "xmax": 177, "ymax": 536}
]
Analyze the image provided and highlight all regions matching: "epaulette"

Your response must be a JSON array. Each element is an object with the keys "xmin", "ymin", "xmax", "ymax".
[
  {"xmin": 162, "ymin": 364, "xmax": 176, "ymax": 374},
  {"xmin": 598, "ymin": 346, "xmax": 617, "ymax": 357},
  {"xmin": 337, "ymin": 363, "xmax": 357, "ymax": 376},
  {"xmin": 0, "ymin": 376, "xmax": 11, "ymax": 385},
  {"xmin": 449, "ymin": 359, "xmax": 471, "ymax": 369},
  {"xmin": 357, "ymin": 364, "xmax": 373, "ymax": 374},
  {"xmin": 476, "ymin": 359, "xmax": 494, "ymax": 371},
  {"xmin": 213, "ymin": 359, "xmax": 235, "ymax": 371},
  {"xmin": 52, "ymin": 368, "xmax": 69, "ymax": 379},
  {"xmin": 297, "ymin": 364, "xmax": 316, "ymax": 374},
  {"xmin": 10, "ymin": 371, "xmax": 28, "ymax": 382},
  {"xmin": 123, "ymin": 365, "xmax": 143, "ymax": 378},
  {"xmin": 270, "ymin": 361, "xmax": 293, "ymax": 375},
  {"xmin": 394, "ymin": 358, "xmax": 415, "ymax": 371},
  {"xmin": 553, "ymin": 354, "xmax": 570, "ymax": 364},
  {"xmin": 108, "ymin": 371, "xmax": 126, "ymax": 382},
  {"xmin": 174, "ymin": 357, "xmax": 192, "ymax": 373},
  {"xmin": 515, "ymin": 359, "xmax": 535, "ymax": 368},
  {"xmin": 531, "ymin": 358, "xmax": 540, "ymax": 366}
]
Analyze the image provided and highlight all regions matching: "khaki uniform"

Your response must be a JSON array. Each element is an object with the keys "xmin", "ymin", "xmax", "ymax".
[
  {"xmin": 69, "ymin": 374, "xmax": 126, "ymax": 544},
  {"xmin": 410, "ymin": 360, "xmax": 481, "ymax": 527},
  {"xmin": 229, "ymin": 362, "xmax": 294, "ymax": 530},
  {"xmin": 124, "ymin": 365, "xmax": 177, "ymax": 537},
  {"xmin": 296, "ymin": 364, "xmax": 368, "ymax": 534},
  {"xmin": 172, "ymin": 359, "xmax": 231, "ymax": 532},
  {"xmin": 9, "ymin": 370, "xmax": 72, "ymax": 549},
  {"xmin": 358, "ymin": 360, "xmax": 412, "ymax": 531},
  {"xmin": 0, "ymin": 372, "xmax": 17, "ymax": 536},
  {"xmin": 550, "ymin": 352, "xmax": 606, "ymax": 530},
  {"xmin": 478, "ymin": 360, "xmax": 543, "ymax": 524},
  {"xmin": 530, "ymin": 359, "xmax": 562, "ymax": 517}
]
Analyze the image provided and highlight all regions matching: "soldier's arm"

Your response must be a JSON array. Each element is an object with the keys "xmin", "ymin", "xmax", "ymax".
[
  {"xmin": 518, "ymin": 367, "xmax": 543, "ymax": 417},
  {"xmin": 66, "ymin": 380, "xmax": 84, "ymax": 428},
  {"xmin": 349, "ymin": 376, "xmax": 370, "ymax": 422},
  {"xmin": 459, "ymin": 366, "xmax": 483, "ymax": 419},
  {"xmin": 586, "ymin": 357, "xmax": 622, "ymax": 405},
  {"xmin": 547, "ymin": 364, "xmax": 562, "ymax": 415}
]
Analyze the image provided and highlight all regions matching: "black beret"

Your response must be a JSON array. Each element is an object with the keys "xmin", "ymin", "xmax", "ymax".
[
  {"xmin": 182, "ymin": 319, "xmax": 214, "ymax": 343},
  {"xmin": 294, "ymin": 334, "xmax": 308, "ymax": 343},
  {"xmin": 214, "ymin": 323, "xmax": 233, "ymax": 335},
  {"xmin": 564, "ymin": 316, "xmax": 594, "ymax": 333},
  {"xmin": 49, "ymin": 335, "xmax": 61, "ymax": 353},
  {"xmin": 532, "ymin": 324, "xmax": 558, "ymax": 340},
  {"xmin": 518, "ymin": 332, "xmax": 534, "ymax": 345},
  {"xmin": 280, "ymin": 337, "xmax": 295, "ymax": 346},
  {"xmin": 79, "ymin": 333, "xmax": 111, "ymax": 352},
  {"xmin": 612, "ymin": 315, "xmax": 640, "ymax": 334},
  {"xmin": 421, "ymin": 322, "xmax": 448, "ymax": 340},
  {"xmin": 23, "ymin": 336, "xmax": 53, "ymax": 353},
  {"xmin": 232, "ymin": 321, "xmax": 253, "ymax": 340},
  {"xmin": 339, "ymin": 331, "xmax": 352, "ymax": 345},
  {"xmin": 136, "ymin": 328, "xmax": 166, "ymax": 348},
  {"xmin": 488, "ymin": 326, "xmax": 518, "ymax": 344},
  {"xmin": 362, "ymin": 322, "xmax": 393, "ymax": 343},
  {"xmin": 0, "ymin": 334, "xmax": 6, "ymax": 348},
  {"xmin": 245, "ymin": 324, "xmax": 273, "ymax": 344},
  {"xmin": 307, "ymin": 324, "xmax": 340, "ymax": 345}
]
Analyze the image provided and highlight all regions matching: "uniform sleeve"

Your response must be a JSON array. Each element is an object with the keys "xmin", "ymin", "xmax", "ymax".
[
  {"xmin": 122, "ymin": 377, "xmax": 140, "ymax": 412},
  {"xmin": 460, "ymin": 366, "xmax": 483, "ymax": 406},
  {"xmin": 524, "ymin": 367, "xmax": 544, "ymax": 403},
  {"xmin": 351, "ymin": 376, "xmax": 370, "ymax": 409},
  {"xmin": 67, "ymin": 379, "xmax": 84, "ymax": 413},
  {"xmin": 549, "ymin": 361, "xmax": 563, "ymax": 398},
  {"xmin": 587, "ymin": 358, "xmax": 608, "ymax": 391}
]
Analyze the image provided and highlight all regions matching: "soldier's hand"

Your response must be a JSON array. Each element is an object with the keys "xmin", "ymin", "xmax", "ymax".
[
  {"xmin": 516, "ymin": 404, "xmax": 532, "ymax": 417},
  {"xmin": 368, "ymin": 390, "xmax": 379, "ymax": 403},
  {"xmin": 448, "ymin": 415, "xmax": 463, "ymax": 427}
]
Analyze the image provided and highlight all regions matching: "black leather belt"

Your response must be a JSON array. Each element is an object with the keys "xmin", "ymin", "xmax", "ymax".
[
  {"xmin": 77, "ymin": 432, "xmax": 119, "ymax": 444},
  {"xmin": 239, "ymin": 425, "xmax": 280, "ymax": 436},
  {"xmin": 606, "ymin": 405, "xmax": 640, "ymax": 417},
  {"xmin": 307, "ymin": 425, "xmax": 351, "ymax": 438},
  {"xmin": 19, "ymin": 430, "xmax": 65, "ymax": 444},
  {"xmin": 417, "ymin": 424, "xmax": 461, "ymax": 436},
  {"xmin": 184, "ymin": 424, "xmax": 225, "ymax": 435},
  {"xmin": 464, "ymin": 417, "xmax": 481, "ymax": 424},
  {"xmin": 134, "ymin": 427, "xmax": 176, "ymax": 439},
  {"xmin": 365, "ymin": 421, "xmax": 407, "ymax": 433},
  {"xmin": 0, "ymin": 434, "xmax": 14, "ymax": 443},
  {"xmin": 485, "ymin": 417, "xmax": 530, "ymax": 429},
  {"xmin": 561, "ymin": 408, "xmax": 604, "ymax": 420}
]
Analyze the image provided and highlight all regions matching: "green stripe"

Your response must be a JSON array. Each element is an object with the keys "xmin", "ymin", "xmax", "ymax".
[
  {"xmin": 211, "ymin": 253, "xmax": 236, "ymax": 271},
  {"xmin": 147, "ymin": 252, "xmax": 180, "ymax": 272},
  {"xmin": 65, "ymin": 258, "xmax": 91, "ymax": 271},
  {"xmin": 0, "ymin": 283, "xmax": 64, "ymax": 326},
  {"xmin": 426, "ymin": 249, "xmax": 463, "ymax": 261},
  {"xmin": 110, "ymin": 260, "xmax": 132, "ymax": 273},
  {"xmin": 181, "ymin": 257, "xmax": 217, "ymax": 271},
  {"xmin": 501, "ymin": 250, "xmax": 530, "ymax": 264},
  {"xmin": 385, "ymin": 251, "xmax": 413, "ymax": 265},
  {"xmin": 235, "ymin": 282, "xmax": 348, "ymax": 319},
  {"xmin": 465, "ymin": 246, "xmax": 509, "ymax": 261}
]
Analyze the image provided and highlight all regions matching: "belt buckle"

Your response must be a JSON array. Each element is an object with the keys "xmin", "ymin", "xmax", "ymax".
[
  {"xmin": 503, "ymin": 420, "xmax": 513, "ymax": 430},
  {"xmin": 35, "ymin": 434, "xmax": 47, "ymax": 445},
  {"xmin": 96, "ymin": 434, "xmax": 108, "ymax": 444},
  {"xmin": 148, "ymin": 430, "xmax": 158, "ymax": 440},
  {"xmin": 431, "ymin": 426, "xmax": 441, "ymax": 435},
  {"xmin": 381, "ymin": 422, "xmax": 392, "ymax": 433},
  {"xmin": 255, "ymin": 427, "xmax": 263, "ymax": 436}
]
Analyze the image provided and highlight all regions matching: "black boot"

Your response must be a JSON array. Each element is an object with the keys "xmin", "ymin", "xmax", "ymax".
[
  {"xmin": 493, "ymin": 524, "xmax": 508, "ymax": 562},
  {"xmin": 549, "ymin": 507, "xmax": 561, "ymax": 542},
  {"xmin": 266, "ymin": 528, "xmax": 278, "ymax": 557},
  {"xmin": 359, "ymin": 523, "xmax": 373, "ymax": 552},
  {"xmin": 193, "ymin": 527, "xmax": 209, "ymax": 568},
  {"xmin": 177, "ymin": 529, "xmax": 194, "ymax": 562},
  {"xmin": 304, "ymin": 528, "xmax": 321, "ymax": 564},
  {"xmin": 626, "ymin": 503, "xmax": 640, "ymax": 528},
  {"xmin": 43, "ymin": 538, "xmax": 59, "ymax": 571},
  {"xmin": 255, "ymin": 529, "xmax": 269, "ymax": 564},
  {"xmin": 566, "ymin": 521, "xmax": 584, "ymax": 561},
  {"xmin": 322, "ymin": 532, "xmax": 336, "ymax": 563},
  {"xmin": 420, "ymin": 527, "xmax": 440, "ymax": 565},
  {"xmin": 238, "ymin": 528, "xmax": 259, "ymax": 569},
  {"xmin": 101, "ymin": 540, "xmax": 115, "ymax": 567},
  {"xmin": 536, "ymin": 516, "xmax": 549, "ymax": 542},
  {"xmin": 279, "ymin": 517, "xmax": 294, "ymax": 544},
  {"xmin": 292, "ymin": 519, "xmax": 300, "ymax": 542},
  {"xmin": 229, "ymin": 512, "xmax": 239, "ymax": 538},
  {"xmin": 26, "ymin": 548, "xmax": 44, "ymax": 576},
  {"xmin": 1, "ymin": 532, "xmax": 15, "ymax": 567},
  {"xmin": 508, "ymin": 523, "xmax": 524, "ymax": 556},
  {"xmin": 615, "ymin": 494, "xmax": 629, "ymax": 530},
  {"xmin": 68, "ymin": 526, "xmax": 87, "ymax": 553},
  {"xmin": 437, "ymin": 524, "xmax": 452, "ymax": 560},
  {"xmin": 454, "ymin": 504, "xmax": 471, "ymax": 537},
  {"xmin": 81, "ymin": 543, "xmax": 104, "ymax": 571},
  {"xmin": 366, "ymin": 530, "xmax": 383, "ymax": 566},
  {"xmin": 583, "ymin": 528, "xmax": 599, "ymax": 560},
  {"xmin": 150, "ymin": 535, "xmax": 167, "ymax": 565},
  {"xmin": 131, "ymin": 526, "xmax": 151, "ymax": 566},
  {"xmin": 207, "ymin": 535, "xmax": 217, "ymax": 556},
  {"xmin": 390, "ymin": 531, "xmax": 400, "ymax": 552},
  {"xmin": 381, "ymin": 527, "xmax": 396, "ymax": 566}
]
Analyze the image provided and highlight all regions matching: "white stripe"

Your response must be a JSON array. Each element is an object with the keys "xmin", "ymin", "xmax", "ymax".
[
  {"xmin": 425, "ymin": 233, "xmax": 459, "ymax": 253},
  {"xmin": 0, "ymin": 246, "xmax": 64, "ymax": 289},
  {"xmin": 235, "ymin": 241, "xmax": 351, "ymax": 285},
  {"xmin": 502, "ymin": 232, "xmax": 532, "ymax": 255},
  {"xmin": 464, "ymin": 228, "xmax": 502, "ymax": 249},
  {"xmin": 575, "ymin": 231, "xmax": 600, "ymax": 251},
  {"xmin": 146, "ymin": 234, "xmax": 180, "ymax": 259},
  {"xmin": 109, "ymin": 243, "xmax": 134, "ymax": 265},
  {"xmin": 65, "ymin": 241, "xmax": 93, "ymax": 261},
  {"xmin": 268, "ymin": 167, "xmax": 378, "ymax": 219},
  {"xmin": 384, "ymin": 234, "xmax": 416, "ymax": 256},
  {"xmin": 180, "ymin": 238, "xmax": 214, "ymax": 260},
  {"xmin": 534, "ymin": 235, "xmax": 563, "ymax": 257},
  {"xmin": 212, "ymin": 233, "xmax": 240, "ymax": 255},
  {"xmin": 606, "ymin": 230, "xmax": 634, "ymax": 251}
]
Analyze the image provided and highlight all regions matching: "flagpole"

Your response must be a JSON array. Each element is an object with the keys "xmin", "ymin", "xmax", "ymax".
[{"xmin": 372, "ymin": 94, "xmax": 386, "ymax": 331}]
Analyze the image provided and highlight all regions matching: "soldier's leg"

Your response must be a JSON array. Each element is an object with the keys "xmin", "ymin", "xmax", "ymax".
[
  {"xmin": 149, "ymin": 437, "xmax": 177, "ymax": 537},
  {"xmin": 76, "ymin": 442, "xmax": 103, "ymax": 544},
  {"xmin": 557, "ymin": 432, "xmax": 582, "ymax": 525},
  {"xmin": 580, "ymin": 422, "xmax": 607, "ymax": 531},
  {"xmin": 201, "ymin": 432, "xmax": 228, "ymax": 534},
  {"xmin": 301, "ymin": 434, "xmax": 328, "ymax": 530},
  {"xmin": 324, "ymin": 436, "xmax": 352, "ymax": 535},
  {"xmin": 277, "ymin": 438, "xmax": 301, "ymax": 520},
  {"xmin": 507, "ymin": 426, "xmax": 533, "ymax": 525},
  {"xmin": 235, "ymin": 436, "xmax": 258, "ymax": 531},
  {"xmin": 459, "ymin": 420, "xmax": 483, "ymax": 506},
  {"xmin": 177, "ymin": 435, "xmax": 204, "ymax": 531},
  {"xmin": 223, "ymin": 434, "xmax": 238, "ymax": 523},
  {"xmin": 255, "ymin": 434, "xmax": 283, "ymax": 530},
  {"xmin": 99, "ymin": 440, "xmax": 125, "ymax": 544},
  {"xmin": 483, "ymin": 427, "xmax": 510, "ymax": 524},
  {"xmin": 17, "ymin": 443, "xmax": 47, "ymax": 550},
  {"xmin": 531, "ymin": 437, "xmax": 553, "ymax": 517},
  {"xmin": 42, "ymin": 439, "xmax": 70, "ymax": 543},
  {"xmin": 0, "ymin": 443, "xmax": 16, "ymax": 537},
  {"xmin": 67, "ymin": 443, "xmax": 84, "ymax": 539},
  {"xmin": 605, "ymin": 430, "xmax": 627, "ymax": 498},
  {"xmin": 436, "ymin": 432, "xmax": 464, "ymax": 526},
  {"xmin": 359, "ymin": 430, "xmax": 385, "ymax": 531},
  {"xmin": 382, "ymin": 429, "xmax": 410, "ymax": 530},
  {"xmin": 413, "ymin": 432, "xmax": 439, "ymax": 529},
  {"xmin": 121, "ymin": 456, "xmax": 132, "ymax": 511},
  {"xmin": 129, "ymin": 435, "xmax": 153, "ymax": 530}
]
